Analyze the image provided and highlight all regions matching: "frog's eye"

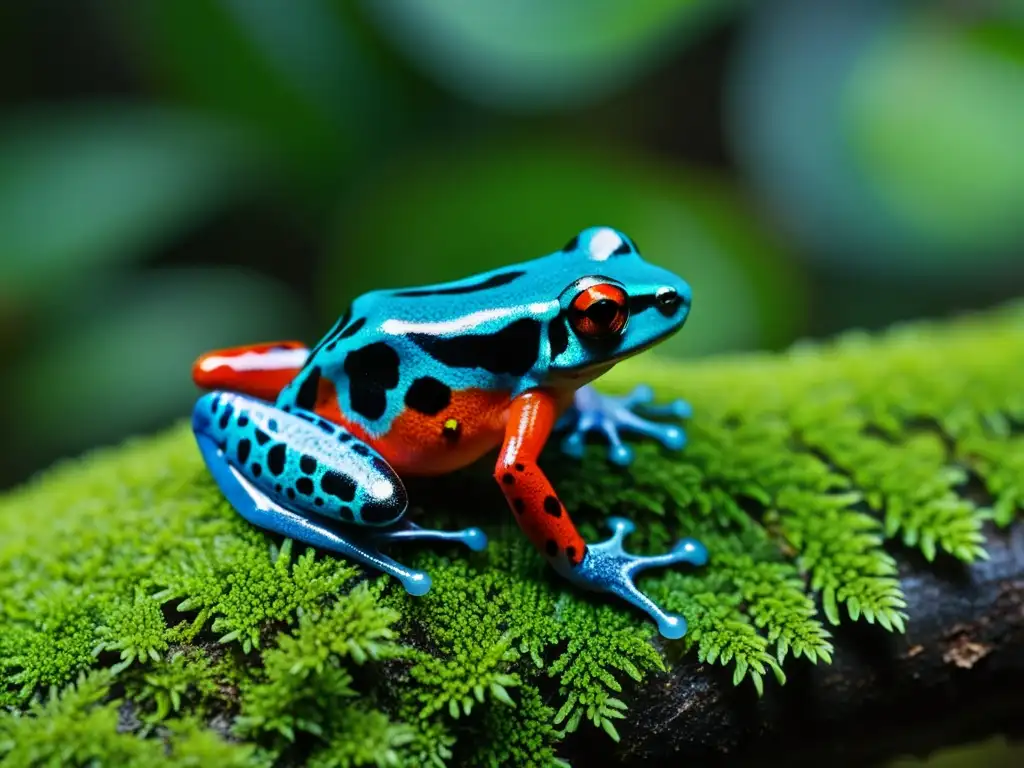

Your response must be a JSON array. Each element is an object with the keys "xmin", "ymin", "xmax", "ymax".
[{"xmin": 568, "ymin": 283, "xmax": 629, "ymax": 340}]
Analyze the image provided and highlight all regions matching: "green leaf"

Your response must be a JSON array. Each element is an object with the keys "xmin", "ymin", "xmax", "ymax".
[
  {"xmin": 363, "ymin": 0, "xmax": 736, "ymax": 110},
  {"xmin": 0, "ymin": 107, "xmax": 265, "ymax": 300},
  {"xmin": 729, "ymin": 2, "xmax": 1024, "ymax": 276},
  {"xmin": 600, "ymin": 717, "xmax": 621, "ymax": 742},
  {"xmin": 113, "ymin": 0, "xmax": 397, "ymax": 188},
  {"xmin": 847, "ymin": 13, "xmax": 1024, "ymax": 261}
]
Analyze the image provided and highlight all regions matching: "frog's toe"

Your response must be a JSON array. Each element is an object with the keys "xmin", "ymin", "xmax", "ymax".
[
  {"xmin": 644, "ymin": 421, "xmax": 686, "ymax": 451},
  {"xmin": 561, "ymin": 421, "xmax": 634, "ymax": 465},
  {"xmin": 605, "ymin": 435, "xmax": 635, "ymax": 467},
  {"xmin": 640, "ymin": 396, "xmax": 693, "ymax": 421},
  {"xmin": 623, "ymin": 384, "xmax": 655, "ymax": 407},
  {"xmin": 675, "ymin": 536, "xmax": 709, "ymax": 567},
  {"xmin": 369, "ymin": 521, "xmax": 489, "ymax": 553},
  {"xmin": 605, "ymin": 515, "xmax": 636, "ymax": 541},
  {"xmin": 560, "ymin": 430, "xmax": 587, "ymax": 460},
  {"xmin": 591, "ymin": 418, "xmax": 632, "ymax": 465},
  {"xmin": 461, "ymin": 526, "xmax": 489, "ymax": 552},
  {"xmin": 660, "ymin": 424, "xmax": 687, "ymax": 451},
  {"xmin": 564, "ymin": 518, "xmax": 707, "ymax": 639},
  {"xmin": 399, "ymin": 570, "xmax": 433, "ymax": 597},
  {"xmin": 614, "ymin": 408, "xmax": 688, "ymax": 452}
]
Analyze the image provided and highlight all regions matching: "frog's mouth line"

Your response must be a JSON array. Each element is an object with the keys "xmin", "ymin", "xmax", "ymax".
[
  {"xmin": 555, "ymin": 323, "xmax": 686, "ymax": 381},
  {"xmin": 561, "ymin": 362, "xmax": 616, "ymax": 382}
]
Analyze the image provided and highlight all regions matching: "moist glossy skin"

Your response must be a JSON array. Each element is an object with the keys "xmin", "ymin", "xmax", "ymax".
[
  {"xmin": 271, "ymin": 226, "xmax": 692, "ymax": 475},
  {"xmin": 191, "ymin": 226, "xmax": 708, "ymax": 638}
]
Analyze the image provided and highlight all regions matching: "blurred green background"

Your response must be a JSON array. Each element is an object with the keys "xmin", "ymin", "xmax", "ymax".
[{"xmin": 1, "ymin": 0, "xmax": 1023, "ymax": 491}]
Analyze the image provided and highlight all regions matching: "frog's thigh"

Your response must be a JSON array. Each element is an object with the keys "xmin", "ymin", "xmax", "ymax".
[
  {"xmin": 192, "ymin": 341, "xmax": 310, "ymax": 401},
  {"xmin": 192, "ymin": 391, "xmax": 407, "ymax": 528}
]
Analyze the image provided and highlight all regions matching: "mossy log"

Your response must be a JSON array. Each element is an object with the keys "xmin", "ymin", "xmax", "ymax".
[
  {"xmin": 576, "ymin": 520, "xmax": 1024, "ymax": 767},
  {"xmin": 2, "ymin": 303, "xmax": 1023, "ymax": 767}
]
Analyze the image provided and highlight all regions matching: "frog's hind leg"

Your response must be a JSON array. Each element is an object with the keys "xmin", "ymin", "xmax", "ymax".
[
  {"xmin": 194, "ymin": 433, "xmax": 433, "ymax": 595},
  {"xmin": 192, "ymin": 391, "xmax": 485, "ymax": 596}
]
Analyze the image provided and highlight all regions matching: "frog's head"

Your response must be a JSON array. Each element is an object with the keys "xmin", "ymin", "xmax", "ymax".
[{"xmin": 546, "ymin": 226, "xmax": 691, "ymax": 378}]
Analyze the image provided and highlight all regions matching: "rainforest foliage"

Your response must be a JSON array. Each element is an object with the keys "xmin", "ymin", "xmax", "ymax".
[{"xmin": 2, "ymin": 303, "xmax": 1023, "ymax": 767}]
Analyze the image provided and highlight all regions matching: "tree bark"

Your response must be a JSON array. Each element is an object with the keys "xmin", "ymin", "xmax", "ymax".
[{"xmin": 565, "ymin": 521, "xmax": 1024, "ymax": 766}]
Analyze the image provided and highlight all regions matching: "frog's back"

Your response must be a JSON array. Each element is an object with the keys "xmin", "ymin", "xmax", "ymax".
[
  {"xmin": 275, "ymin": 227, "xmax": 691, "ymax": 476},
  {"xmin": 277, "ymin": 262, "xmax": 560, "ymax": 476}
]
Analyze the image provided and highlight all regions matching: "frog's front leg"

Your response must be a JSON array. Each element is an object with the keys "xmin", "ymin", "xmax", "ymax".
[
  {"xmin": 192, "ymin": 391, "xmax": 485, "ymax": 596},
  {"xmin": 495, "ymin": 390, "xmax": 707, "ymax": 639},
  {"xmin": 557, "ymin": 384, "xmax": 692, "ymax": 466}
]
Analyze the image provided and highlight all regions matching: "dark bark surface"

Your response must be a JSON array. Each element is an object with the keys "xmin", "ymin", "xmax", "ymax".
[{"xmin": 565, "ymin": 521, "xmax": 1024, "ymax": 767}]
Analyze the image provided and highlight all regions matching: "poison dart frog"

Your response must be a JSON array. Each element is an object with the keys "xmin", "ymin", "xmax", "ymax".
[{"xmin": 190, "ymin": 227, "xmax": 707, "ymax": 638}]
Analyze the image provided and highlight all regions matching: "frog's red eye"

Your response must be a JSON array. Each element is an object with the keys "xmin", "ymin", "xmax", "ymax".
[{"xmin": 568, "ymin": 283, "xmax": 629, "ymax": 340}]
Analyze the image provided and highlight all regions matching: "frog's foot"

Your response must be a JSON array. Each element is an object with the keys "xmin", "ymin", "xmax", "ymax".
[
  {"xmin": 558, "ymin": 384, "xmax": 692, "ymax": 466},
  {"xmin": 560, "ymin": 517, "xmax": 707, "ymax": 640}
]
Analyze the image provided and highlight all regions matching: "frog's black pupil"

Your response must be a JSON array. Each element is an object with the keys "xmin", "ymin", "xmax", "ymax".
[{"xmin": 586, "ymin": 299, "xmax": 619, "ymax": 328}]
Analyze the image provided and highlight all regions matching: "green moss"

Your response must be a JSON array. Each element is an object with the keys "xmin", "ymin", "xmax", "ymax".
[
  {"xmin": 234, "ymin": 581, "xmax": 405, "ymax": 744},
  {"xmin": 0, "ymin": 670, "xmax": 261, "ymax": 767},
  {"xmin": 127, "ymin": 646, "xmax": 223, "ymax": 723},
  {"xmin": 2, "ymin": 302, "xmax": 1023, "ymax": 765}
]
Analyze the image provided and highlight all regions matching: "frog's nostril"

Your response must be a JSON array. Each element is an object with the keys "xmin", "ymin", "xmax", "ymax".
[{"xmin": 654, "ymin": 286, "xmax": 682, "ymax": 316}]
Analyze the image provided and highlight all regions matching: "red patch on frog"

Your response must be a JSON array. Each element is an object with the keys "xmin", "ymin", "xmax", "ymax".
[{"xmin": 313, "ymin": 377, "xmax": 510, "ymax": 477}]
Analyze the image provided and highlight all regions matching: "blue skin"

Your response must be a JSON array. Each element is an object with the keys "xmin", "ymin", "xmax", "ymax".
[{"xmin": 192, "ymin": 226, "xmax": 707, "ymax": 637}]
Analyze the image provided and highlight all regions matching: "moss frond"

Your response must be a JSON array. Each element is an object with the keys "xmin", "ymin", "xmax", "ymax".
[
  {"xmin": 235, "ymin": 583, "xmax": 404, "ymax": 743},
  {"xmin": 546, "ymin": 604, "xmax": 662, "ymax": 740},
  {"xmin": 470, "ymin": 686, "xmax": 568, "ymax": 768},
  {"xmin": 93, "ymin": 586, "xmax": 170, "ymax": 672},
  {"xmin": 153, "ymin": 537, "xmax": 361, "ymax": 652},
  {"xmin": 127, "ymin": 647, "xmax": 222, "ymax": 723},
  {"xmin": 0, "ymin": 670, "xmax": 257, "ymax": 767},
  {"xmin": 306, "ymin": 706, "xmax": 416, "ymax": 768},
  {"xmin": 404, "ymin": 562, "xmax": 523, "ymax": 720},
  {"xmin": 161, "ymin": 716, "xmax": 267, "ymax": 768},
  {"xmin": 959, "ymin": 433, "xmax": 1024, "ymax": 527},
  {"xmin": 391, "ymin": 701, "xmax": 457, "ymax": 768},
  {"xmin": 2, "ymin": 302, "xmax": 1023, "ymax": 764},
  {"xmin": 0, "ymin": 590, "xmax": 100, "ymax": 705}
]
